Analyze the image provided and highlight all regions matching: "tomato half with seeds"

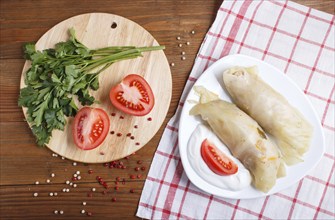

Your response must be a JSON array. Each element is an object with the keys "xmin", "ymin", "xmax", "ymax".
[
  {"xmin": 201, "ymin": 139, "xmax": 238, "ymax": 175},
  {"xmin": 109, "ymin": 74, "xmax": 154, "ymax": 116},
  {"xmin": 72, "ymin": 107, "xmax": 110, "ymax": 150}
]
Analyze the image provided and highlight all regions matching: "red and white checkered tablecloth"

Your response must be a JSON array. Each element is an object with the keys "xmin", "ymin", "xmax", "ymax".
[{"xmin": 137, "ymin": 0, "xmax": 335, "ymax": 219}]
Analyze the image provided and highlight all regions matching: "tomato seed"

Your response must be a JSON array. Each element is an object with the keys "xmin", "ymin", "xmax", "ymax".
[
  {"xmin": 100, "ymin": 152, "xmax": 105, "ymax": 155},
  {"xmin": 135, "ymin": 142, "xmax": 140, "ymax": 146},
  {"xmin": 117, "ymin": 133, "xmax": 122, "ymax": 137},
  {"xmin": 111, "ymin": 113, "xmax": 116, "ymax": 116},
  {"xmin": 119, "ymin": 116, "xmax": 124, "ymax": 119},
  {"xmin": 126, "ymin": 133, "xmax": 131, "ymax": 137},
  {"xmin": 147, "ymin": 117, "xmax": 152, "ymax": 121},
  {"xmin": 130, "ymin": 189, "xmax": 135, "ymax": 193},
  {"xmin": 141, "ymin": 166, "xmax": 146, "ymax": 171},
  {"xmin": 134, "ymin": 125, "xmax": 138, "ymax": 129},
  {"xmin": 130, "ymin": 136, "xmax": 135, "ymax": 140},
  {"xmin": 137, "ymin": 160, "xmax": 142, "ymax": 164},
  {"xmin": 110, "ymin": 131, "xmax": 115, "ymax": 135},
  {"xmin": 135, "ymin": 167, "xmax": 140, "ymax": 171}
]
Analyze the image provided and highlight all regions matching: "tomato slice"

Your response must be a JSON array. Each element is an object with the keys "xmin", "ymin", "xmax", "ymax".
[
  {"xmin": 109, "ymin": 74, "xmax": 154, "ymax": 116},
  {"xmin": 201, "ymin": 139, "xmax": 238, "ymax": 175},
  {"xmin": 72, "ymin": 107, "xmax": 110, "ymax": 150}
]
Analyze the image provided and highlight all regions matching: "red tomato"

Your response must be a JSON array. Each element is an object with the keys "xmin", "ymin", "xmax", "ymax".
[
  {"xmin": 109, "ymin": 74, "xmax": 154, "ymax": 116},
  {"xmin": 201, "ymin": 139, "xmax": 238, "ymax": 175},
  {"xmin": 72, "ymin": 107, "xmax": 110, "ymax": 150}
]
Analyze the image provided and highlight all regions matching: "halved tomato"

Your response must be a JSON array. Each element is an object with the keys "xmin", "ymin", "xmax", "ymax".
[
  {"xmin": 201, "ymin": 139, "xmax": 238, "ymax": 175},
  {"xmin": 109, "ymin": 74, "xmax": 154, "ymax": 116},
  {"xmin": 72, "ymin": 107, "xmax": 110, "ymax": 150}
]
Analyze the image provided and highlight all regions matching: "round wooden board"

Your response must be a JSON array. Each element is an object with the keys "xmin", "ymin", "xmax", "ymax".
[{"xmin": 20, "ymin": 13, "xmax": 172, "ymax": 163}]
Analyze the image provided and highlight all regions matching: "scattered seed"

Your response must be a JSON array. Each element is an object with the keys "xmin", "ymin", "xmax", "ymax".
[
  {"xmin": 66, "ymin": 188, "xmax": 70, "ymax": 192},
  {"xmin": 181, "ymin": 51, "xmax": 186, "ymax": 55},
  {"xmin": 115, "ymin": 186, "xmax": 119, "ymax": 190},
  {"xmin": 77, "ymin": 176, "xmax": 81, "ymax": 180},
  {"xmin": 74, "ymin": 174, "xmax": 78, "ymax": 178},
  {"xmin": 54, "ymin": 192, "xmax": 58, "ymax": 196},
  {"xmin": 33, "ymin": 192, "xmax": 38, "ymax": 197},
  {"xmin": 73, "ymin": 162, "xmax": 77, "ymax": 166},
  {"xmin": 130, "ymin": 189, "xmax": 135, "ymax": 193},
  {"xmin": 176, "ymin": 36, "xmax": 181, "ymax": 40},
  {"xmin": 191, "ymin": 30, "xmax": 195, "ymax": 34},
  {"xmin": 51, "ymin": 173, "xmax": 55, "ymax": 178},
  {"xmin": 92, "ymin": 188, "xmax": 96, "ymax": 192},
  {"xmin": 61, "ymin": 157, "xmax": 65, "ymax": 160},
  {"xmin": 186, "ymin": 41, "xmax": 190, "ymax": 45},
  {"xmin": 72, "ymin": 177, "xmax": 77, "ymax": 181},
  {"xmin": 135, "ymin": 167, "xmax": 140, "ymax": 171},
  {"xmin": 35, "ymin": 181, "xmax": 39, "ymax": 185},
  {"xmin": 62, "ymin": 188, "xmax": 66, "ymax": 192},
  {"xmin": 137, "ymin": 160, "xmax": 143, "ymax": 164},
  {"xmin": 130, "ymin": 175, "xmax": 136, "ymax": 179},
  {"xmin": 49, "ymin": 192, "xmax": 54, "ymax": 196},
  {"xmin": 141, "ymin": 166, "xmax": 146, "ymax": 171},
  {"xmin": 178, "ymin": 44, "xmax": 183, "ymax": 47},
  {"xmin": 66, "ymin": 180, "xmax": 70, "ymax": 184},
  {"xmin": 87, "ymin": 212, "xmax": 92, "ymax": 216},
  {"xmin": 46, "ymin": 179, "xmax": 50, "ymax": 183},
  {"xmin": 73, "ymin": 184, "xmax": 77, "ymax": 188},
  {"xmin": 87, "ymin": 193, "xmax": 93, "ymax": 197},
  {"xmin": 102, "ymin": 190, "xmax": 108, "ymax": 195},
  {"xmin": 59, "ymin": 210, "xmax": 64, "ymax": 215},
  {"xmin": 170, "ymin": 62, "xmax": 175, "ymax": 67},
  {"xmin": 88, "ymin": 169, "xmax": 93, "ymax": 174},
  {"xmin": 81, "ymin": 210, "xmax": 86, "ymax": 214},
  {"xmin": 137, "ymin": 174, "xmax": 142, "ymax": 179},
  {"xmin": 111, "ymin": 197, "xmax": 117, "ymax": 202},
  {"xmin": 76, "ymin": 171, "xmax": 80, "ymax": 175},
  {"xmin": 181, "ymin": 56, "xmax": 186, "ymax": 60},
  {"xmin": 54, "ymin": 210, "xmax": 58, "ymax": 214},
  {"xmin": 82, "ymin": 202, "xmax": 87, "ymax": 206}
]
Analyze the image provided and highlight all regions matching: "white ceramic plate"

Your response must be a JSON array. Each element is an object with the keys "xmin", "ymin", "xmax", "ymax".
[{"xmin": 178, "ymin": 54, "xmax": 325, "ymax": 199}]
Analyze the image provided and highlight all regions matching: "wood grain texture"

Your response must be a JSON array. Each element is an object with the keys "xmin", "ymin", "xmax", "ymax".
[
  {"xmin": 0, "ymin": 0, "xmax": 333, "ymax": 219},
  {"xmin": 20, "ymin": 13, "xmax": 172, "ymax": 163}
]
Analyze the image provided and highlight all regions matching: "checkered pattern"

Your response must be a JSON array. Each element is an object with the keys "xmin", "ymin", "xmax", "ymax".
[{"xmin": 137, "ymin": 0, "xmax": 335, "ymax": 219}]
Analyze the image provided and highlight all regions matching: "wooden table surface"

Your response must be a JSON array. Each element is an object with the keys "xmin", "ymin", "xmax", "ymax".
[{"xmin": 1, "ymin": 0, "xmax": 334, "ymax": 219}]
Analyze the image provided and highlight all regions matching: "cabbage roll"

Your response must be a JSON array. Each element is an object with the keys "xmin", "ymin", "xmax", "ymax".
[
  {"xmin": 223, "ymin": 66, "xmax": 313, "ymax": 165},
  {"xmin": 190, "ymin": 87, "xmax": 285, "ymax": 192}
]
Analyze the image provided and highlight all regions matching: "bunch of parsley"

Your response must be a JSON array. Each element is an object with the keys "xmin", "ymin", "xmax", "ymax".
[{"xmin": 18, "ymin": 28, "xmax": 164, "ymax": 146}]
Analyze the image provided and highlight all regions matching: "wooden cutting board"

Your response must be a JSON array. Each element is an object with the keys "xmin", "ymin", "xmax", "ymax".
[{"xmin": 20, "ymin": 13, "xmax": 172, "ymax": 163}]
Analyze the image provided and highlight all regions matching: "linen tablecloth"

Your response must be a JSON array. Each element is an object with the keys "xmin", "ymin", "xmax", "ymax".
[{"xmin": 137, "ymin": 0, "xmax": 335, "ymax": 219}]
